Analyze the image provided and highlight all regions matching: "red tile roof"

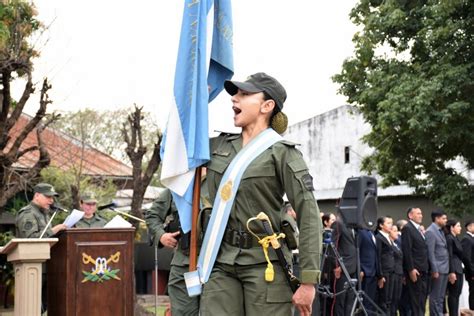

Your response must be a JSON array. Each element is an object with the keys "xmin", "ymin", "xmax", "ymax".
[{"xmin": 8, "ymin": 114, "xmax": 133, "ymax": 178}]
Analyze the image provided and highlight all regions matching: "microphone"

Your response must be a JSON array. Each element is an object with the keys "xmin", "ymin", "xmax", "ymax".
[
  {"xmin": 50, "ymin": 203, "xmax": 68, "ymax": 213},
  {"xmin": 98, "ymin": 202, "xmax": 117, "ymax": 210}
]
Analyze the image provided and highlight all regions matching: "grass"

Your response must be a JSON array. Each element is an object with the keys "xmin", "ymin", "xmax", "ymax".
[{"xmin": 145, "ymin": 305, "xmax": 168, "ymax": 316}]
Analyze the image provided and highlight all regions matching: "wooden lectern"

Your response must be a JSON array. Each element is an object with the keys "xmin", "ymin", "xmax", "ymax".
[{"xmin": 47, "ymin": 228, "xmax": 135, "ymax": 316}]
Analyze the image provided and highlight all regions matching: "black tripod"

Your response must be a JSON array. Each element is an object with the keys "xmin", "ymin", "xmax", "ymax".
[{"xmin": 318, "ymin": 229, "xmax": 386, "ymax": 316}]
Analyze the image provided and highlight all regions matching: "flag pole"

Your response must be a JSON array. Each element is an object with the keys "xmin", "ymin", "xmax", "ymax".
[{"xmin": 189, "ymin": 166, "xmax": 202, "ymax": 271}]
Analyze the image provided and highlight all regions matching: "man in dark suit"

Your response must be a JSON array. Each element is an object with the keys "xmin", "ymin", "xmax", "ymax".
[
  {"xmin": 425, "ymin": 210, "xmax": 449, "ymax": 316},
  {"xmin": 462, "ymin": 219, "xmax": 474, "ymax": 310},
  {"xmin": 401, "ymin": 207, "xmax": 430, "ymax": 316},
  {"xmin": 358, "ymin": 228, "xmax": 379, "ymax": 313},
  {"xmin": 395, "ymin": 219, "xmax": 412, "ymax": 316},
  {"xmin": 331, "ymin": 215, "xmax": 357, "ymax": 316}
]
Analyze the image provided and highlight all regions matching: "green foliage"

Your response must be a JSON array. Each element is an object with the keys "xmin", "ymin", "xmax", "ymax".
[
  {"xmin": 40, "ymin": 166, "xmax": 116, "ymax": 225},
  {"xmin": 0, "ymin": 230, "xmax": 15, "ymax": 296},
  {"xmin": 334, "ymin": 0, "xmax": 474, "ymax": 216},
  {"xmin": 0, "ymin": 230, "xmax": 13, "ymax": 247},
  {"xmin": 4, "ymin": 195, "xmax": 29, "ymax": 215},
  {"xmin": 0, "ymin": 0, "xmax": 42, "ymax": 73}
]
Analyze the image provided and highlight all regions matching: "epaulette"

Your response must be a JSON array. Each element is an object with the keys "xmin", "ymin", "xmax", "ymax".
[
  {"xmin": 17, "ymin": 205, "xmax": 32, "ymax": 215},
  {"xmin": 214, "ymin": 130, "xmax": 239, "ymax": 136},
  {"xmin": 212, "ymin": 130, "xmax": 240, "ymax": 141},
  {"xmin": 279, "ymin": 139, "xmax": 300, "ymax": 147}
]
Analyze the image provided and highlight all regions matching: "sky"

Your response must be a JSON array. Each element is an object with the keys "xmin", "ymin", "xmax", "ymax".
[{"xmin": 22, "ymin": 0, "xmax": 358, "ymax": 134}]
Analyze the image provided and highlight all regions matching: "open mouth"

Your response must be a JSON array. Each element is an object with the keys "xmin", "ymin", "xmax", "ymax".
[{"xmin": 232, "ymin": 106, "xmax": 241, "ymax": 116}]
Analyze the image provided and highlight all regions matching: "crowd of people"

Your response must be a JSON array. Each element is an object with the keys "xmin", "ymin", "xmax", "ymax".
[{"xmin": 319, "ymin": 207, "xmax": 474, "ymax": 316}]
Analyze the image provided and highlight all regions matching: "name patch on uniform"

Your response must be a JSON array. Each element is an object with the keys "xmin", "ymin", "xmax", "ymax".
[{"xmin": 302, "ymin": 174, "xmax": 314, "ymax": 191}]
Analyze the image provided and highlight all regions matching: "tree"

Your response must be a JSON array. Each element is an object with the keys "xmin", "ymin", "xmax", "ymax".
[
  {"xmin": 333, "ymin": 0, "xmax": 474, "ymax": 216},
  {"xmin": 52, "ymin": 107, "xmax": 161, "ymax": 166},
  {"xmin": 121, "ymin": 105, "xmax": 161, "ymax": 220},
  {"xmin": 0, "ymin": 1, "xmax": 57, "ymax": 210},
  {"xmin": 40, "ymin": 166, "xmax": 117, "ymax": 211}
]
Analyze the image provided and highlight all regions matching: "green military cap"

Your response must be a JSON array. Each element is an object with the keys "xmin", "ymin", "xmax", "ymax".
[
  {"xmin": 224, "ymin": 72, "xmax": 287, "ymax": 110},
  {"xmin": 80, "ymin": 191, "xmax": 98, "ymax": 203},
  {"xmin": 33, "ymin": 183, "xmax": 59, "ymax": 197}
]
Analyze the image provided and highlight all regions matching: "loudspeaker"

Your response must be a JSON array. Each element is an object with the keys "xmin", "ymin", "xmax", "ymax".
[{"xmin": 338, "ymin": 176, "xmax": 378, "ymax": 229}]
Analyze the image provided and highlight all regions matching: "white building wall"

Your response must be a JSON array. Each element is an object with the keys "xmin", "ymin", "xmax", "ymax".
[{"xmin": 285, "ymin": 105, "xmax": 413, "ymax": 200}]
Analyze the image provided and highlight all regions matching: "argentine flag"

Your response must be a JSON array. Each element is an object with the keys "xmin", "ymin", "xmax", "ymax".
[{"xmin": 160, "ymin": 0, "xmax": 234, "ymax": 233}]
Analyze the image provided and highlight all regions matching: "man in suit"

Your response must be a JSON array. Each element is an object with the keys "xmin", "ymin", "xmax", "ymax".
[
  {"xmin": 331, "ymin": 215, "xmax": 357, "ymax": 316},
  {"xmin": 425, "ymin": 210, "xmax": 449, "ymax": 316},
  {"xmin": 401, "ymin": 207, "xmax": 430, "ymax": 316},
  {"xmin": 358, "ymin": 228, "xmax": 379, "ymax": 313},
  {"xmin": 462, "ymin": 219, "xmax": 474, "ymax": 310}
]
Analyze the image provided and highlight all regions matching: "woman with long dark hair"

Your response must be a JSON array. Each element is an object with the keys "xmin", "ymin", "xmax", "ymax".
[
  {"xmin": 375, "ymin": 216, "xmax": 395, "ymax": 314},
  {"xmin": 445, "ymin": 219, "xmax": 463, "ymax": 316}
]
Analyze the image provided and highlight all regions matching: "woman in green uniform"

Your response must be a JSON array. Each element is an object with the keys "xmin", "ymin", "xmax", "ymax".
[{"xmin": 200, "ymin": 72, "xmax": 322, "ymax": 316}]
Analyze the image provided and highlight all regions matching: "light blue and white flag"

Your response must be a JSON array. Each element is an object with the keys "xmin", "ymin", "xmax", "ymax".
[{"xmin": 160, "ymin": 0, "xmax": 233, "ymax": 233}]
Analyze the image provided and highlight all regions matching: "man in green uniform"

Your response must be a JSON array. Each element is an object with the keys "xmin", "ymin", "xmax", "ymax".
[
  {"xmin": 74, "ymin": 192, "xmax": 107, "ymax": 228},
  {"xmin": 145, "ymin": 188, "xmax": 200, "ymax": 315},
  {"xmin": 16, "ymin": 182, "xmax": 68, "ymax": 313},
  {"xmin": 16, "ymin": 183, "xmax": 67, "ymax": 238}
]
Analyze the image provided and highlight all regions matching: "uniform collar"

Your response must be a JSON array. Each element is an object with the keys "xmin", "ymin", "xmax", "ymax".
[
  {"xmin": 230, "ymin": 134, "xmax": 242, "ymax": 153},
  {"xmin": 83, "ymin": 213, "xmax": 99, "ymax": 221},
  {"xmin": 226, "ymin": 133, "xmax": 240, "ymax": 141},
  {"xmin": 31, "ymin": 202, "xmax": 49, "ymax": 213}
]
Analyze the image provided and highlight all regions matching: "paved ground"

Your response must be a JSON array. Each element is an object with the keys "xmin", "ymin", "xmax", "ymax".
[{"xmin": 0, "ymin": 295, "xmax": 170, "ymax": 316}]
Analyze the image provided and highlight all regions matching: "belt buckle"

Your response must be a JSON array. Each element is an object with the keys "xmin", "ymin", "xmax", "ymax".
[
  {"xmin": 231, "ymin": 230, "xmax": 241, "ymax": 247},
  {"xmin": 239, "ymin": 232, "xmax": 247, "ymax": 249},
  {"xmin": 241, "ymin": 232, "xmax": 252, "ymax": 249}
]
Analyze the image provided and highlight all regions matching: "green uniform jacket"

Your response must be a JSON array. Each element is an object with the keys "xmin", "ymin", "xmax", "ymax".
[
  {"xmin": 145, "ymin": 189, "xmax": 189, "ymax": 267},
  {"xmin": 75, "ymin": 213, "xmax": 107, "ymax": 228},
  {"xmin": 207, "ymin": 133, "xmax": 322, "ymax": 284},
  {"xmin": 16, "ymin": 202, "xmax": 54, "ymax": 238}
]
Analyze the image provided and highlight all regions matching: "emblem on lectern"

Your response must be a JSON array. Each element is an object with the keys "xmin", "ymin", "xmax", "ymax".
[{"xmin": 81, "ymin": 251, "xmax": 121, "ymax": 283}]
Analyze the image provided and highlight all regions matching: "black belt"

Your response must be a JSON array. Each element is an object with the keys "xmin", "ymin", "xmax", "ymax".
[{"xmin": 223, "ymin": 227, "xmax": 261, "ymax": 249}]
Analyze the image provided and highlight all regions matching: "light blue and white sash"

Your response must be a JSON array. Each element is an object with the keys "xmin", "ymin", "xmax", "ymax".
[{"xmin": 184, "ymin": 128, "xmax": 282, "ymax": 296}]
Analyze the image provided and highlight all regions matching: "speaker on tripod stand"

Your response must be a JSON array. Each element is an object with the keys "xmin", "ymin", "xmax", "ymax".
[
  {"xmin": 319, "ymin": 176, "xmax": 385, "ymax": 315},
  {"xmin": 338, "ymin": 176, "xmax": 377, "ymax": 230}
]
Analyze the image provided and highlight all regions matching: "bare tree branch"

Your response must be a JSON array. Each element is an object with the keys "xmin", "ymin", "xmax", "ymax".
[
  {"xmin": 16, "ymin": 145, "xmax": 39, "ymax": 158},
  {"xmin": 142, "ymin": 135, "xmax": 162, "ymax": 187},
  {"xmin": 122, "ymin": 106, "xmax": 161, "ymax": 221},
  {"xmin": 6, "ymin": 78, "xmax": 50, "ymax": 161},
  {"xmin": 0, "ymin": 71, "xmax": 12, "ymax": 148},
  {"xmin": 1, "ymin": 125, "xmax": 51, "ymax": 205},
  {"xmin": 6, "ymin": 72, "xmax": 34, "ymax": 131}
]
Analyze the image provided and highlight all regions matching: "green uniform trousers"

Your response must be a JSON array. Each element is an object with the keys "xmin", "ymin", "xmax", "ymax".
[
  {"xmin": 168, "ymin": 265, "xmax": 199, "ymax": 315},
  {"xmin": 200, "ymin": 262, "xmax": 293, "ymax": 316}
]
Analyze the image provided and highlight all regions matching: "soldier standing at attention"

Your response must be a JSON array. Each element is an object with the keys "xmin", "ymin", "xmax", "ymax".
[
  {"xmin": 74, "ymin": 192, "xmax": 107, "ymax": 228},
  {"xmin": 200, "ymin": 73, "xmax": 322, "ymax": 316},
  {"xmin": 145, "ymin": 188, "xmax": 202, "ymax": 315},
  {"xmin": 16, "ymin": 183, "xmax": 67, "ymax": 238}
]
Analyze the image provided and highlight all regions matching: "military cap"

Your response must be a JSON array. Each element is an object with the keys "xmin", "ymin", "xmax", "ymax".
[
  {"xmin": 81, "ymin": 191, "xmax": 98, "ymax": 203},
  {"xmin": 224, "ymin": 72, "xmax": 287, "ymax": 110},
  {"xmin": 33, "ymin": 183, "xmax": 59, "ymax": 197}
]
